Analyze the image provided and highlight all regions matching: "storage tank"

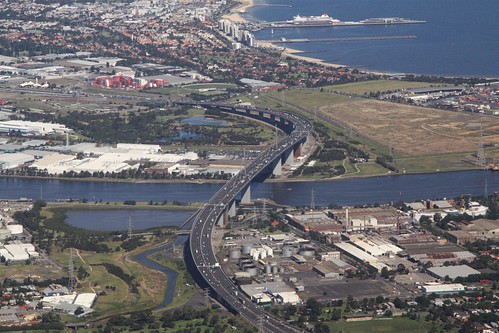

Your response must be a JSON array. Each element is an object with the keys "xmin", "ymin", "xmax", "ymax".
[
  {"xmin": 245, "ymin": 266, "xmax": 258, "ymax": 276},
  {"xmin": 241, "ymin": 244, "xmax": 253, "ymax": 254},
  {"xmin": 282, "ymin": 246, "xmax": 293, "ymax": 258},
  {"xmin": 265, "ymin": 265, "xmax": 272, "ymax": 274},
  {"xmin": 272, "ymin": 265, "xmax": 279, "ymax": 274},
  {"xmin": 228, "ymin": 248, "xmax": 242, "ymax": 259},
  {"xmin": 279, "ymin": 267, "xmax": 285, "ymax": 273},
  {"xmin": 299, "ymin": 247, "xmax": 316, "ymax": 257}
]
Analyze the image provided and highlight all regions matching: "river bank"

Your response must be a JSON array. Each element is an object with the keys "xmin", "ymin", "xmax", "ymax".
[{"xmin": 0, "ymin": 164, "xmax": 484, "ymax": 187}]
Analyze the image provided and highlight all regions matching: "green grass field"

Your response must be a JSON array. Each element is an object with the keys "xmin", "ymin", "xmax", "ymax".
[
  {"xmin": 328, "ymin": 318, "xmax": 429, "ymax": 333},
  {"xmin": 324, "ymin": 80, "xmax": 441, "ymax": 94}
]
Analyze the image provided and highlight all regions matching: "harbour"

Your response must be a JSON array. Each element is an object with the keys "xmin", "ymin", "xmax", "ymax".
[
  {"xmin": 259, "ymin": 35, "xmax": 418, "ymax": 44},
  {"xmin": 258, "ymin": 16, "xmax": 426, "ymax": 30}
]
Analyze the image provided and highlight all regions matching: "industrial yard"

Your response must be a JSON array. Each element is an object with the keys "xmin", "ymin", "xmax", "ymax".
[{"xmin": 213, "ymin": 200, "xmax": 497, "ymax": 312}]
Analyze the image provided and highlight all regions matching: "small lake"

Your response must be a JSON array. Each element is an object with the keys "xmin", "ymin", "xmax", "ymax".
[
  {"xmin": 181, "ymin": 116, "xmax": 229, "ymax": 127},
  {"xmin": 64, "ymin": 209, "xmax": 194, "ymax": 231},
  {"xmin": 160, "ymin": 130, "xmax": 203, "ymax": 143}
]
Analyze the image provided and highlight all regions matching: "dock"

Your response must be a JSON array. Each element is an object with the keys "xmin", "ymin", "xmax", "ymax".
[{"xmin": 258, "ymin": 35, "xmax": 418, "ymax": 44}]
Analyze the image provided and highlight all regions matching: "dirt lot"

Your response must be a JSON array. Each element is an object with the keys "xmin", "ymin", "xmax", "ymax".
[{"xmin": 318, "ymin": 99, "xmax": 499, "ymax": 157}]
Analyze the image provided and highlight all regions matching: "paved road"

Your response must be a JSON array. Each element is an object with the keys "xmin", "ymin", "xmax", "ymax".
[{"xmin": 185, "ymin": 102, "xmax": 311, "ymax": 332}]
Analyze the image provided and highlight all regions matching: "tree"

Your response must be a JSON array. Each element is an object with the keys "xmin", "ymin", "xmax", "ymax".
[
  {"xmin": 314, "ymin": 322, "xmax": 330, "ymax": 333},
  {"xmin": 381, "ymin": 267, "xmax": 390, "ymax": 279}
]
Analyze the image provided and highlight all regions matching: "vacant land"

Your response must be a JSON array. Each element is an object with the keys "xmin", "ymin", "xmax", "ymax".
[
  {"xmin": 245, "ymin": 85, "xmax": 499, "ymax": 173},
  {"xmin": 319, "ymin": 99, "xmax": 499, "ymax": 156},
  {"xmin": 324, "ymin": 80, "xmax": 444, "ymax": 95}
]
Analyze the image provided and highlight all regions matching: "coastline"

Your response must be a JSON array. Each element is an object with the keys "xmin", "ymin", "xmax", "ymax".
[
  {"xmin": 224, "ymin": 1, "xmax": 391, "ymax": 75},
  {"xmin": 256, "ymin": 41, "xmax": 350, "ymax": 69},
  {"xmin": 222, "ymin": 0, "xmax": 254, "ymax": 23}
]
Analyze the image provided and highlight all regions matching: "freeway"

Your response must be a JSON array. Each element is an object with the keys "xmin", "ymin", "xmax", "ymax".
[{"xmin": 184, "ymin": 102, "xmax": 312, "ymax": 332}]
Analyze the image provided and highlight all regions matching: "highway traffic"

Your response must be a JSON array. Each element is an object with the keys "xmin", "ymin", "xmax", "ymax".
[{"xmin": 187, "ymin": 103, "xmax": 311, "ymax": 332}]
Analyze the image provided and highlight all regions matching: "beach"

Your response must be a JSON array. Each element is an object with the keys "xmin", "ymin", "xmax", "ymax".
[
  {"xmin": 224, "ymin": 1, "xmax": 354, "ymax": 70},
  {"xmin": 256, "ymin": 41, "xmax": 350, "ymax": 69},
  {"xmin": 222, "ymin": 0, "xmax": 254, "ymax": 23}
]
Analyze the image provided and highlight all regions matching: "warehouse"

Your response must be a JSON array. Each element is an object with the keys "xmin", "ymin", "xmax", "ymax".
[
  {"xmin": 0, "ymin": 120, "xmax": 71, "ymax": 136},
  {"xmin": 0, "ymin": 153, "xmax": 35, "ymax": 170},
  {"xmin": 313, "ymin": 262, "xmax": 342, "ymax": 278},
  {"xmin": 0, "ymin": 243, "xmax": 37, "ymax": 261},
  {"xmin": 73, "ymin": 293, "xmax": 97, "ymax": 308},
  {"xmin": 427, "ymin": 265, "xmax": 480, "ymax": 280},
  {"xmin": 422, "ymin": 283, "xmax": 465, "ymax": 294},
  {"xmin": 334, "ymin": 242, "xmax": 378, "ymax": 264},
  {"xmin": 240, "ymin": 282, "xmax": 300, "ymax": 305}
]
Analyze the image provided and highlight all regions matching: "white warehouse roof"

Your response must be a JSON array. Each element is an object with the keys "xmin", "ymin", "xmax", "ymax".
[
  {"xmin": 428, "ymin": 265, "xmax": 480, "ymax": 280},
  {"xmin": 334, "ymin": 242, "xmax": 378, "ymax": 263},
  {"xmin": 422, "ymin": 283, "xmax": 465, "ymax": 294},
  {"xmin": 73, "ymin": 293, "xmax": 97, "ymax": 308}
]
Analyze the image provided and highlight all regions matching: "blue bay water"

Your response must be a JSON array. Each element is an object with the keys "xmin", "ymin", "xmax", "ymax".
[{"xmin": 249, "ymin": 0, "xmax": 499, "ymax": 77}]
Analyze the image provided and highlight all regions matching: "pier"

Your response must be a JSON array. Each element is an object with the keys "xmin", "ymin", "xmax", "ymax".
[{"xmin": 258, "ymin": 35, "xmax": 418, "ymax": 44}]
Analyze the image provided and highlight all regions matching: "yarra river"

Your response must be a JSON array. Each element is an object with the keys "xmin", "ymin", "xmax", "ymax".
[
  {"xmin": 1, "ymin": 170, "xmax": 497, "ymax": 208},
  {"xmin": 1, "ymin": 170, "xmax": 497, "ymax": 224}
]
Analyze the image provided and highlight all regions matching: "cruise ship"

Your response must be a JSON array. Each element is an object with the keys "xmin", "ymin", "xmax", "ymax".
[
  {"xmin": 263, "ymin": 14, "xmax": 426, "ymax": 29},
  {"xmin": 288, "ymin": 14, "xmax": 342, "ymax": 26}
]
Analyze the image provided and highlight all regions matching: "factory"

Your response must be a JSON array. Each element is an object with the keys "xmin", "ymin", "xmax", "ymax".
[
  {"xmin": 240, "ymin": 282, "xmax": 301, "ymax": 305},
  {"xmin": 0, "ymin": 153, "xmax": 35, "ymax": 170},
  {"xmin": 0, "ymin": 120, "xmax": 71, "ymax": 136},
  {"xmin": 421, "ymin": 283, "xmax": 465, "ymax": 294},
  {"xmin": 427, "ymin": 265, "xmax": 481, "ymax": 281},
  {"xmin": 0, "ymin": 243, "xmax": 38, "ymax": 261},
  {"xmin": 30, "ymin": 143, "xmax": 198, "ymax": 175}
]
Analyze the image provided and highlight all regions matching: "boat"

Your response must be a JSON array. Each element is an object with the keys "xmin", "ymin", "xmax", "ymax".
[{"xmin": 288, "ymin": 13, "xmax": 342, "ymax": 26}]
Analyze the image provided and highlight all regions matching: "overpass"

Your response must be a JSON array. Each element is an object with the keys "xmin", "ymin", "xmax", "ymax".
[{"xmin": 179, "ymin": 102, "xmax": 312, "ymax": 332}]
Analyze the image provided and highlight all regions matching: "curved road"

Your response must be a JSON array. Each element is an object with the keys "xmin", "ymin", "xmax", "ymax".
[{"xmin": 186, "ymin": 103, "xmax": 312, "ymax": 333}]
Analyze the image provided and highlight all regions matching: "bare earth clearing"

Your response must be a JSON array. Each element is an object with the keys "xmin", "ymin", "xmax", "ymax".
[{"xmin": 319, "ymin": 99, "xmax": 499, "ymax": 157}]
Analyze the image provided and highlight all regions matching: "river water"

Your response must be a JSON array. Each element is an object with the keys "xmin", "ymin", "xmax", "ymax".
[
  {"xmin": 1, "ymin": 170, "xmax": 497, "ymax": 209},
  {"xmin": 64, "ymin": 209, "xmax": 193, "ymax": 231}
]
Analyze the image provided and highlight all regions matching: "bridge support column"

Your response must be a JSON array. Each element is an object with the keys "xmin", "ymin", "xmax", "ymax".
[
  {"xmin": 272, "ymin": 159, "xmax": 282, "ymax": 176},
  {"xmin": 228, "ymin": 200, "xmax": 237, "ymax": 217},
  {"xmin": 284, "ymin": 149, "xmax": 294, "ymax": 166},
  {"xmin": 217, "ymin": 213, "xmax": 224, "ymax": 227},
  {"xmin": 294, "ymin": 142, "xmax": 303, "ymax": 157},
  {"xmin": 241, "ymin": 184, "xmax": 251, "ymax": 204}
]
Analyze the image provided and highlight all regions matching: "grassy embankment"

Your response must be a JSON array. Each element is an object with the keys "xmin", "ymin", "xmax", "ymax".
[
  {"xmin": 328, "ymin": 316, "xmax": 457, "ymax": 333},
  {"xmin": 37, "ymin": 204, "xmax": 196, "ymax": 319},
  {"xmin": 232, "ymin": 80, "xmax": 499, "ymax": 176}
]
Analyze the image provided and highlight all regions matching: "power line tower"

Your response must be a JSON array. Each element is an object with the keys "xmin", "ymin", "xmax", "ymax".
[
  {"xmin": 311, "ymin": 189, "xmax": 315, "ymax": 210},
  {"xmin": 476, "ymin": 124, "xmax": 486, "ymax": 168},
  {"xmin": 127, "ymin": 216, "xmax": 133, "ymax": 239},
  {"xmin": 257, "ymin": 316, "xmax": 264, "ymax": 333},
  {"xmin": 68, "ymin": 248, "xmax": 75, "ymax": 292}
]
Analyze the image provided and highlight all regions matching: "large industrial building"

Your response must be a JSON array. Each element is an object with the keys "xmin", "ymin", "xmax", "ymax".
[
  {"xmin": 0, "ymin": 120, "xmax": 71, "ymax": 136},
  {"xmin": 427, "ymin": 265, "xmax": 481, "ymax": 281},
  {"xmin": 422, "ymin": 283, "xmax": 465, "ymax": 294},
  {"xmin": 0, "ymin": 243, "xmax": 38, "ymax": 261},
  {"xmin": 240, "ymin": 282, "xmax": 301, "ymax": 305}
]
